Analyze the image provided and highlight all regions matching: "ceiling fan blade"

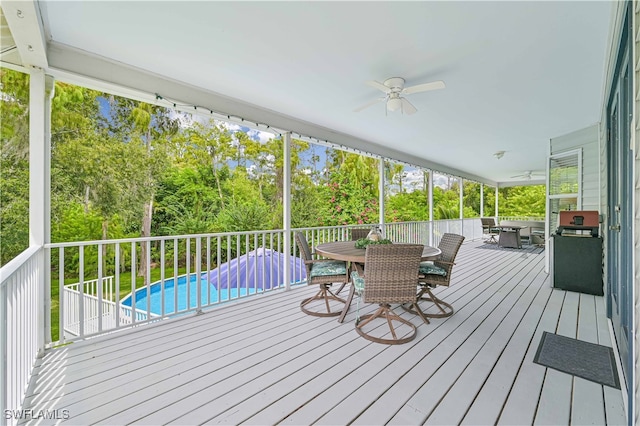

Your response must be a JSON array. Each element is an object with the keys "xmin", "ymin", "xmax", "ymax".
[
  {"xmin": 366, "ymin": 80, "xmax": 391, "ymax": 94},
  {"xmin": 401, "ymin": 98, "xmax": 417, "ymax": 115},
  {"xmin": 353, "ymin": 97, "xmax": 385, "ymax": 112},
  {"xmin": 402, "ymin": 80, "xmax": 446, "ymax": 95}
]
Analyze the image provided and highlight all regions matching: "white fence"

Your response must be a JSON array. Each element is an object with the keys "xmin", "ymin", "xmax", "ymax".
[
  {"xmin": 0, "ymin": 245, "xmax": 44, "ymax": 425},
  {"xmin": 62, "ymin": 276, "xmax": 154, "ymax": 337}
]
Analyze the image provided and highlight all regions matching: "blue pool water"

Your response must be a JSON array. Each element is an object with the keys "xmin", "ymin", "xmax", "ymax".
[{"xmin": 121, "ymin": 273, "xmax": 256, "ymax": 316}]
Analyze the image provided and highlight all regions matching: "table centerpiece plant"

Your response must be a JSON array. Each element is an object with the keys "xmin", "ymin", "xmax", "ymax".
[{"xmin": 354, "ymin": 238, "xmax": 393, "ymax": 249}]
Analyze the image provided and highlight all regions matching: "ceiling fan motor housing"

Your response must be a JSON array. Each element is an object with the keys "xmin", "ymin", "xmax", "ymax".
[{"xmin": 384, "ymin": 77, "xmax": 405, "ymax": 92}]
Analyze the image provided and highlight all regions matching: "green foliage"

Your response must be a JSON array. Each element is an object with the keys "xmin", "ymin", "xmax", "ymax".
[
  {"xmin": 215, "ymin": 201, "xmax": 272, "ymax": 233},
  {"xmin": 1, "ymin": 69, "xmax": 30, "ymax": 263},
  {"xmin": 432, "ymin": 186, "xmax": 460, "ymax": 219},
  {"xmin": 319, "ymin": 162, "xmax": 379, "ymax": 226},
  {"xmin": 51, "ymin": 203, "xmax": 126, "ymax": 274},
  {"xmin": 354, "ymin": 238, "xmax": 392, "ymax": 249},
  {"xmin": 385, "ymin": 191, "xmax": 429, "ymax": 222},
  {"xmin": 499, "ymin": 185, "xmax": 546, "ymax": 217}
]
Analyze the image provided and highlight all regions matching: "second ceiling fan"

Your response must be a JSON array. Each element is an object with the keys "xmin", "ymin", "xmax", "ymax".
[{"xmin": 354, "ymin": 77, "xmax": 445, "ymax": 115}]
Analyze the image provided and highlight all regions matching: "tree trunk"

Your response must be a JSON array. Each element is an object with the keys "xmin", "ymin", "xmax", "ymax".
[
  {"xmin": 211, "ymin": 154, "xmax": 224, "ymax": 208},
  {"xmin": 84, "ymin": 185, "xmax": 91, "ymax": 213},
  {"xmin": 137, "ymin": 196, "xmax": 153, "ymax": 285}
]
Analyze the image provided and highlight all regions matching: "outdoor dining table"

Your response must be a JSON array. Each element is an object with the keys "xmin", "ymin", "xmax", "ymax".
[
  {"xmin": 315, "ymin": 241, "xmax": 441, "ymax": 264},
  {"xmin": 314, "ymin": 240, "xmax": 442, "ymax": 323}
]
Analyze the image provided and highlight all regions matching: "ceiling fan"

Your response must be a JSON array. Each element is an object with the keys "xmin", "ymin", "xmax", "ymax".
[
  {"xmin": 510, "ymin": 171, "xmax": 545, "ymax": 180},
  {"xmin": 354, "ymin": 77, "xmax": 445, "ymax": 115}
]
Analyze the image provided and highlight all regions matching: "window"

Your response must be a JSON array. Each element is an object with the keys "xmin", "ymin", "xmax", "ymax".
[{"xmin": 548, "ymin": 149, "xmax": 582, "ymax": 232}]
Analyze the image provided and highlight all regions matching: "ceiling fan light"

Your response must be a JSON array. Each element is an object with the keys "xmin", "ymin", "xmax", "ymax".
[{"xmin": 387, "ymin": 97, "xmax": 402, "ymax": 112}]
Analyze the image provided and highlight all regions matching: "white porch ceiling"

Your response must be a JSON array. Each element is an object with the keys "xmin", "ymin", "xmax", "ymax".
[{"xmin": 25, "ymin": 1, "xmax": 615, "ymax": 184}]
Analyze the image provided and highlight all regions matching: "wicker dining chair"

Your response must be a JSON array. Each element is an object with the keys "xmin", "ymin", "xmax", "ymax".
[
  {"xmin": 408, "ymin": 233, "xmax": 465, "ymax": 318},
  {"xmin": 294, "ymin": 232, "xmax": 350, "ymax": 317},
  {"xmin": 351, "ymin": 228, "xmax": 371, "ymax": 240},
  {"xmin": 481, "ymin": 218, "xmax": 499, "ymax": 244},
  {"xmin": 352, "ymin": 244, "xmax": 428, "ymax": 345}
]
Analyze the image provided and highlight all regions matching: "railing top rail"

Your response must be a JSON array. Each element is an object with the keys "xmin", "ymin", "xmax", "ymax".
[
  {"xmin": 45, "ymin": 229, "xmax": 288, "ymax": 248},
  {"xmin": 0, "ymin": 245, "xmax": 42, "ymax": 284},
  {"xmin": 43, "ymin": 218, "xmax": 515, "ymax": 249},
  {"xmin": 45, "ymin": 224, "xmax": 381, "ymax": 247}
]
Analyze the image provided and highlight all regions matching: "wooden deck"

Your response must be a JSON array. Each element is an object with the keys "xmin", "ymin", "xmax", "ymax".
[{"xmin": 21, "ymin": 240, "xmax": 626, "ymax": 425}]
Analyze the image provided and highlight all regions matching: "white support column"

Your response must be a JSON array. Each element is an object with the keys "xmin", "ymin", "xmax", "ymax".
[
  {"xmin": 428, "ymin": 170, "xmax": 434, "ymax": 246},
  {"xmin": 43, "ymin": 75, "xmax": 54, "ymax": 347},
  {"xmin": 495, "ymin": 186, "xmax": 499, "ymax": 219},
  {"xmin": 29, "ymin": 69, "xmax": 54, "ymax": 352},
  {"xmin": 283, "ymin": 132, "xmax": 292, "ymax": 291},
  {"xmin": 29, "ymin": 69, "xmax": 46, "ymax": 247},
  {"xmin": 379, "ymin": 158, "xmax": 385, "ymax": 234},
  {"xmin": 459, "ymin": 177, "xmax": 464, "ymax": 219},
  {"xmin": 480, "ymin": 183, "xmax": 485, "ymax": 217}
]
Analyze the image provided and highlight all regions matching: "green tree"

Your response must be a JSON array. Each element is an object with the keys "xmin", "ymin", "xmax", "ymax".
[
  {"xmin": 0, "ymin": 68, "xmax": 30, "ymax": 265},
  {"xmin": 106, "ymin": 99, "xmax": 179, "ymax": 279},
  {"xmin": 499, "ymin": 185, "xmax": 545, "ymax": 217}
]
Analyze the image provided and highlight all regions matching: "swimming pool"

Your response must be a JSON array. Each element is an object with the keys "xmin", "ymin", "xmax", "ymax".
[{"xmin": 120, "ymin": 273, "xmax": 256, "ymax": 316}]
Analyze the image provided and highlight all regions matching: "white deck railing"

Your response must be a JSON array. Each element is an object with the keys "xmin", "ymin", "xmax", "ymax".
[
  {"xmin": 48, "ymin": 230, "xmax": 297, "ymax": 344},
  {"xmin": 0, "ymin": 245, "xmax": 44, "ymax": 425},
  {"xmin": 0, "ymin": 218, "xmax": 487, "ymax": 420},
  {"xmin": 45, "ymin": 219, "xmax": 486, "ymax": 344},
  {"xmin": 62, "ymin": 277, "xmax": 154, "ymax": 337}
]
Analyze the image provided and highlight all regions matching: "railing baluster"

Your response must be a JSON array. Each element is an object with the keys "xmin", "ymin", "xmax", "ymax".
[
  {"xmin": 160, "ymin": 240, "xmax": 165, "ymax": 317},
  {"xmin": 131, "ymin": 242, "xmax": 136, "ymax": 325},
  {"xmin": 115, "ymin": 243, "xmax": 120, "ymax": 329},
  {"xmin": 206, "ymin": 236, "xmax": 211, "ymax": 308},
  {"xmin": 217, "ymin": 236, "xmax": 222, "ymax": 305},
  {"xmin": 186, "ymin": 237, "xmax": 191, "ymax": 313},
  {"xmin": 97, "ymin": 243, "xmax": 103, "ymax": 332},
  {"xmin": 58, "ymin": 248, "xmax": 64, "ymax": 341},
  {"xmin": 78, "ymin": 246, "xmax": 85, "ymax": 337},
  {"xmin": 226, "ymin": 235, "xmax": 231, "ymax": 298},
  {"xmin": 173, "ymin": 238, "xmax": 178, "ymax": 315},
  {"xmin": 236, "ymin": 236, "xmax": 241, "ymax": 298},
  {"xmin": 146, "ymin": 240, "xmax": 151, "ymax": 319},
  {"xmin": 196, "ymin": 237, "xmax": 201, "ymax": 313}
]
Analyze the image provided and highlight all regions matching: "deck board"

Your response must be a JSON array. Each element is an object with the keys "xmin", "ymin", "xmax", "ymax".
[{"xmin": 19, "ymin": 241, "xmax": 625, "ymax": 425}]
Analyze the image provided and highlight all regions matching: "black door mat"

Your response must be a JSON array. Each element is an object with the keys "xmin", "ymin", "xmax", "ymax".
[{"xmin": 534, "ymin": 331, "xmax": 620, "ymax": 389}]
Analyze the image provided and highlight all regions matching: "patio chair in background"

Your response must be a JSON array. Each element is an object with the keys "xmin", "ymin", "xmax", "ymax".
[
  {"xmin": 294, "ymin": 232, "xmax": 350, "ymax": 317},
  {"xmin": 351, "ymin": 228, "xmax": 370, "ymax": 240},
  {"xmin": 352, "ymin": 244, "xmax": 428, "ymax": 345},
  {"xmin": 409, "ymin": 233, "xmax": 465, "ymax": 319},
  {"xmin": 481, "ymin": 217, "xmax": 499, "ymax": 243}
]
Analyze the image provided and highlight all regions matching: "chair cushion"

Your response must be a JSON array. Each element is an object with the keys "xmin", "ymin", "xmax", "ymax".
[
  {"xmin": 310, "ymin": 260, "xmax": 347, "ymax": 277},
  {"xmin": 351, "ymin": 270, "xmax": 365, "ymax": 292},
  {"xmin": 418, "ymin": 261, "xmax": 447, "ymax": 276}
]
